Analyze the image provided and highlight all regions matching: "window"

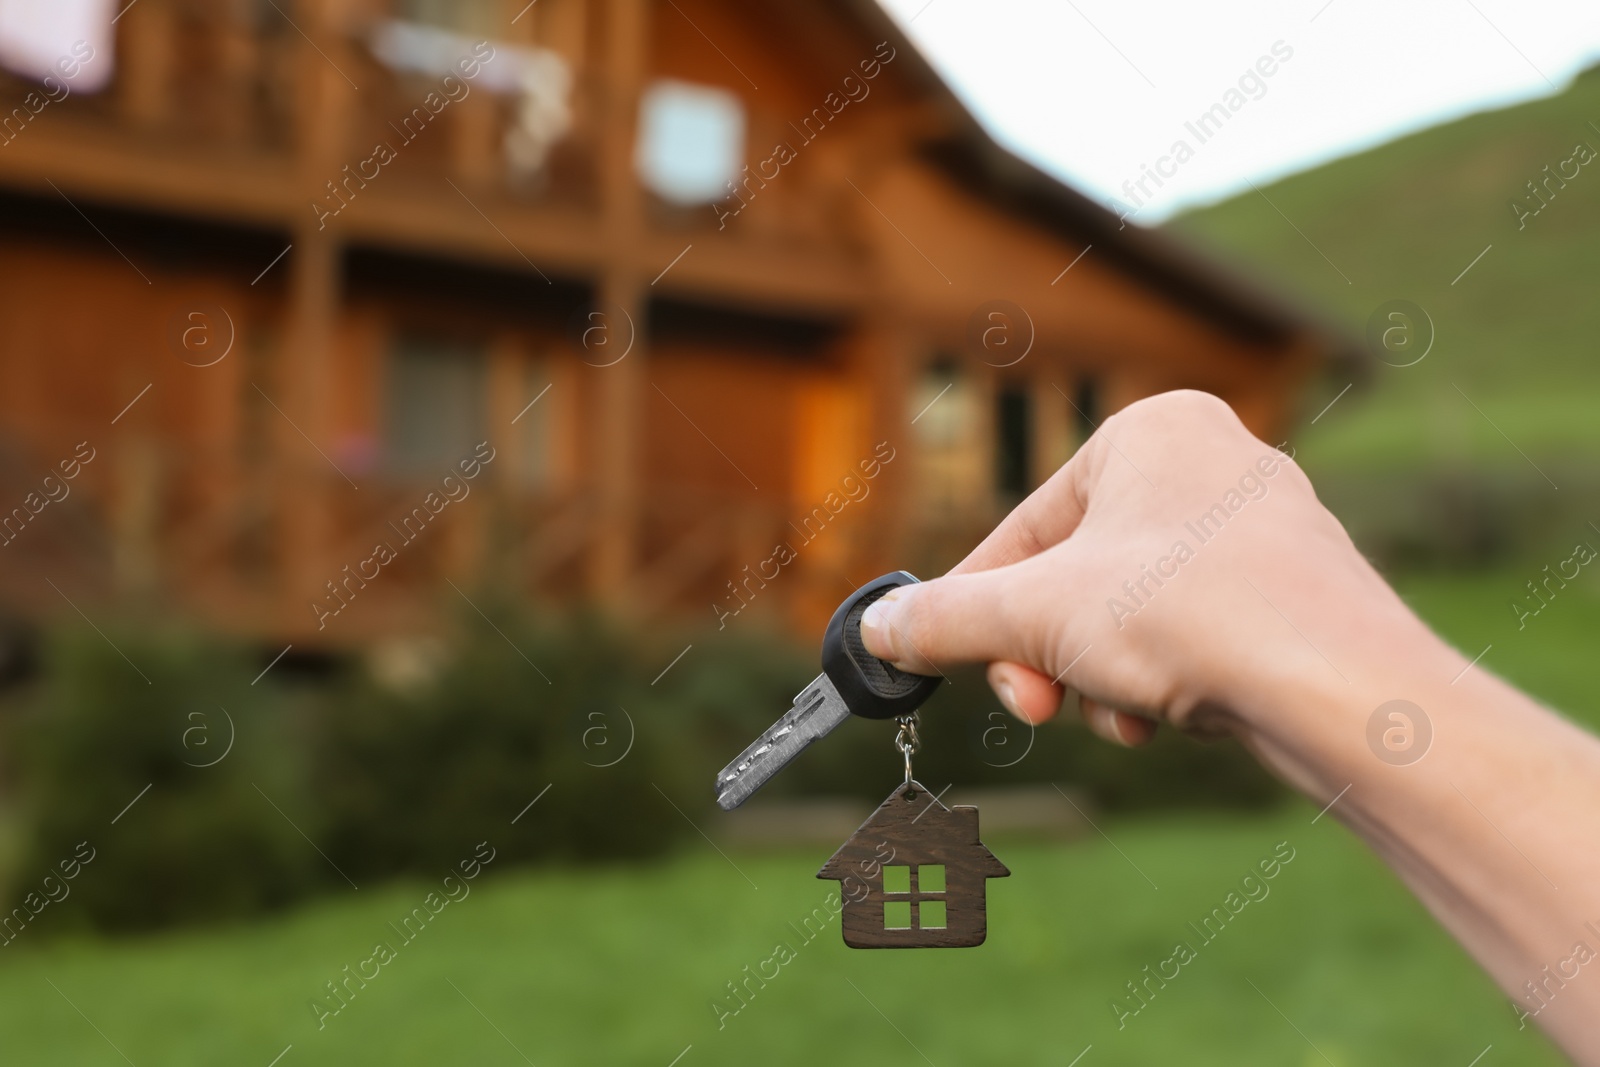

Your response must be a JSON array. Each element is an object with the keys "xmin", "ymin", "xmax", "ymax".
[
  {"xmin": 996, "ymin": 385, "xmax": 1032, "ymax": 500},
  {"xmin": 385, "ymin": 334, "xmax": 487, "ymax": 474},
  {"xmin": 515, "ymin": 359, "xmax": 558, "ymax": 489},
  {"xmin": 635, "ymin": 80, "xmax": 745, "ymax": 204},
  {"xmin": 881, "ymin": 864, "xmax": 946, "ymax": 931},
  {"xmin": 910, "ymin": 360, "xmax": 982, "ymax": 514},
  {"xmin": 1071, "ymin": 377, "xmax": 1100, "ymax": 445}
]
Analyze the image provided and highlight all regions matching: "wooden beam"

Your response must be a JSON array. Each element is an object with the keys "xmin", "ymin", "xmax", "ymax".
[
  {"xmin": 587, "ymin": 0, "xmax": 650, "ymax": 602},
  {"xmin": 278, "ymin": 0, "xmax": 357, "ymax": 632}
]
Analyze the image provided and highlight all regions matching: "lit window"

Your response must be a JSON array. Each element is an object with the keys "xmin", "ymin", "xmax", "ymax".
[
  {"xmin": 910, "ymin": 361, "xmax": 981, "ymax": 513},
  {"xmin": 385, "ymin": 334, "xmax": 487, "ymax": 473},
  {"xmin": 635, "ymin": 80, "xmax": 744, "ymax": 205}
]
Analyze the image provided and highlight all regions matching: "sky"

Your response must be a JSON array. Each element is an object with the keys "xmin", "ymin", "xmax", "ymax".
[{"xmin": 876, "ymin": 0, "xmax": 1600, "ymax": 221}]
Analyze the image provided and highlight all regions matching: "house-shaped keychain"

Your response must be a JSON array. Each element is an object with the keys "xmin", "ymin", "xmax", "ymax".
[{"xmin": 818, "ymin": 780, "xmax": 1009, "ymax": 948}]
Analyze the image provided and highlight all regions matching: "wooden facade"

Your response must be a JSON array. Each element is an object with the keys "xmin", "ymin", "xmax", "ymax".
[{"xmin": 0, "ymin": 0, "xmax": 1356, "ymax": 645}]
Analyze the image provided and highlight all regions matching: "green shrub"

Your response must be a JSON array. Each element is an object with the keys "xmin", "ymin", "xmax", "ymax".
[
  {"xmin": 1, "ymin": 605, "xmax": 1284, "ymax": 936},
  {"xmin": 3, "ymin": 627, "xmax": 315, "ymax": 933},
  {"xmin": 308, "ymin": 611, "xmax": 708, "ymax": 880}
]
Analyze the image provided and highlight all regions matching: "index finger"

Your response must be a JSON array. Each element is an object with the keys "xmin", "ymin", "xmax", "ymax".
[{"xmin": 947, "ymin": 431, "xmax": 1102, "ymax": 576}]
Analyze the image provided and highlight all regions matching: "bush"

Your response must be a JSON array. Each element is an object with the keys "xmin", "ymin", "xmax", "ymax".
[
  {"xmin": 1, "ymin": 606, "xmax": 1284, "ymax": 936},
  {"xmin": 3, "ymin": 628, "xmax": 315, "ymax": 933},
  {"xmin": 309, "ymin": 611, "xmax": 709, "ymax": 880}
]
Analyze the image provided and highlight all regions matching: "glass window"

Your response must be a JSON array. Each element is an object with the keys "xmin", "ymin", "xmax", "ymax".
[
  {"xmin": 1071, "ymin": 377, "xmax": 1100, "ymax": 444},
  {"xmin": 385, "ymin": 333, "xmax": 488, "ymax": 474},
  {"xmin": 635, "ymin": 80, "xmax": 745, "ymax": 205},
  {"xmin": 996, "ymin": 384, "xmax": 1032, "ymax": 500},
  {"xmin": 515, "ymin": 360, "xmax": 557, "ymax": 489}
]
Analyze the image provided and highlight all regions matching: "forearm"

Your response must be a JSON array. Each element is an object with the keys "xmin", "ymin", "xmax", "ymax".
[{"xmin": 1236, "ymin": 624, "xmax": 1600, "ymax": 1061}]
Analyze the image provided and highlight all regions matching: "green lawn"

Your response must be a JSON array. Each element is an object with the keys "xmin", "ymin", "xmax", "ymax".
[
  {"xmin": 2, "ymin": 577, "xmax": 1594, "ymax": 1064},
  {"xmin": 1395, "ymin": 566, "xmax": 1600, "ymax": 730},
  {"xmin": 0, "ymin": 804, "xmax": 1567, "ymax": 1066}
]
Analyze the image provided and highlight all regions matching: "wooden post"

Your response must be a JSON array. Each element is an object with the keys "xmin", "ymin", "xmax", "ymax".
[
  {"xmin": 853, "ymin": 316, "xmax": 918, "ymax": 578},
  {"xmin": 217, "ymin": 12, "xmax": 262, "ymax": 144},
  {"xmin": 587, "ymin": 0, "xmax": 649, "ymax": 603},
  {"xmin": 278, "ymin": 0, "xmax": 357, "ymax": 633},
  {"xmin": 118, "ymin": 0, "xmax": 174, "ymax": 128}
]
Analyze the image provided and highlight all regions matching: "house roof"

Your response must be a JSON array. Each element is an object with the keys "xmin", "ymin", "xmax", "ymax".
[
  {"xmin": 817, "ymin": 781, "xmax": 1009, "ymax": 880},
  {"xmin": 835, "ymin": 0, "xmax": 1367, "ymax": 370}
]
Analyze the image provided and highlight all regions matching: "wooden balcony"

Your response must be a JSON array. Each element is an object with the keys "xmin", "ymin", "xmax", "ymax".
[{"xmin": 0, "ymin": 0, "xmax": 871, "ymax": 314}]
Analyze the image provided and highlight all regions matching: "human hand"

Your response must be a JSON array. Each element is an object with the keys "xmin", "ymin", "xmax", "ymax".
[
  {"xmin": 859, "ymin": 390, "xmax": 1438, "ymax": 759},
  {"xmin": 860, "ymin": 389, "xmax": 1600, "ymax": 1063}
]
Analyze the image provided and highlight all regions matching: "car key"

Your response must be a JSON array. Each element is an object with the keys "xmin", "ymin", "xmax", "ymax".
[{"xmin": 714, "ymin": 571, "xmax": 942, "ymax": 811}]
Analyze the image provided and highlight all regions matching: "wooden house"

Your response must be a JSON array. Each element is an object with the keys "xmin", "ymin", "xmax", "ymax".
[{"xmin": 0, "ymin": 0, "xmax": 1357, "ymax": 647}]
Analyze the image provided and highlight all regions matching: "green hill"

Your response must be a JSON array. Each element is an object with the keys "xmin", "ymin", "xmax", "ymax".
[{"xmin": 1172, "ymin": 67, "xmax": 1600, "ymax": 566}]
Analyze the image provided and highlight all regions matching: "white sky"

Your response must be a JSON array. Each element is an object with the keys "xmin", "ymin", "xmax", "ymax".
[{"xmin": 877, "ymin": 0, "xmax": 1600, "ymax": 221}]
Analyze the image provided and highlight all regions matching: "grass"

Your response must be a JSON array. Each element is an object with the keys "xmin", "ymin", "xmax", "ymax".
[
  {"xmin": 0, "ymin": 808, "xmax": 1568, "ymax": 1066},
  {"xmin": 0, "ymin": 568, "xmax": 1595, "ymax": 1065},
  {"xmin": 5, "ymin": 35, "xmax": 1597, "ymax": 1067},
  {"xmin": 1394, "ymin": 565, "xmax": 1600, "ymax": 730}
]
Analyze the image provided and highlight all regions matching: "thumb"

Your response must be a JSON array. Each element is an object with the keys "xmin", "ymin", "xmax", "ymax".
[{"xmin": 858, "ymin": 564, "xmax": 1047, "ymax": 677}]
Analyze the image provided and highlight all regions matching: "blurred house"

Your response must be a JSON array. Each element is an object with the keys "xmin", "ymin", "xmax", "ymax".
[{"xmin": 0, "ymin": 0, "xmax": 1355, "ymax": 645}]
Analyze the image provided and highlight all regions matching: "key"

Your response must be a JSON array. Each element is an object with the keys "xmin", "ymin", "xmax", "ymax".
[{"xmin": 715, "ymin": 571, "xmax": 942, "ymax": 811}]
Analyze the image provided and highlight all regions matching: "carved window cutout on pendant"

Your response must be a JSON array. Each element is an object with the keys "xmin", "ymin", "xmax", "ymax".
[{"xmin": 880, "ymin": 863, "xmax": 947, "ymax": 930}]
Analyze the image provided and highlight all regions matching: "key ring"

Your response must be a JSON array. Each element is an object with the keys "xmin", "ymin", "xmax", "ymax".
[{"xmin": 894, "ymin": 712, "xmax": 920, "ymax": 790}]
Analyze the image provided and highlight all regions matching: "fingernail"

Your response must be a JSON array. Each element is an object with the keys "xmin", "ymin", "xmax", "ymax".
[
  {"xmin": 1108, "ymin": 710, "xmax": 1132, "ymax": 746},
  {"xmin": 859, "ymin": 594, "xmax": 899, "ymax": 661},
  {"xmin": 1090, "ymin": 703, "xmax": 1125, "ymax": 745},
  {"xmin": 994, "ymin": 679, "xmax": 1022, "ymax": 719}
]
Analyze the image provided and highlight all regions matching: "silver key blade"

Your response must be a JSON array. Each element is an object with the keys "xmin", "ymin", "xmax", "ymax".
[{"xmin": 714, "ymin": 672, "xmax": 851, "ymax": 811}]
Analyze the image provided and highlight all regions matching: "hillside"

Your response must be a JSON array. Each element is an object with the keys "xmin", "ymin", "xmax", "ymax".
[{"xmin": 1171, "ymin": 67, "xmax": 1600, "ymax": 564}]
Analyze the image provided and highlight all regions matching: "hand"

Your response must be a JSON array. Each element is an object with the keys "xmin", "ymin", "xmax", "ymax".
[
  {"xmin": 861, "ymin": 389, "xmax": 1600, "ymax": 1063},
  {"xmin": 861, "ymin": 389, "xmax": 1422, "ymax": 759}
]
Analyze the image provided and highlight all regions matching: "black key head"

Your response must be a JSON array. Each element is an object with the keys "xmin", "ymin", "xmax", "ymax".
[{"xmin": 821, "ymin": 571, "xmax": 942, "ymax": 720}]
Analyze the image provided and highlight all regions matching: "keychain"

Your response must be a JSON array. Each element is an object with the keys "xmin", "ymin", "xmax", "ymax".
[
  {"xmin": 817, "ymin": 711, "xmax": 1009, "ymax": 948},
  {"xmin": 716, "ymin": 572, "xmax": 1009, "ymax": 948}
]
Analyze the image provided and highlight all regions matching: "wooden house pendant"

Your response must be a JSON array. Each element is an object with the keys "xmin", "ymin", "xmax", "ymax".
[{"xmin": 817, "ymin": 761, "xmax": 1009, "ymax": 947}]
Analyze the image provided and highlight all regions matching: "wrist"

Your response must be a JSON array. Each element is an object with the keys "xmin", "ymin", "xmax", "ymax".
[{"xmin": 1220, "ymin": 587, "xmax": 1463, "ymax": 802}]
